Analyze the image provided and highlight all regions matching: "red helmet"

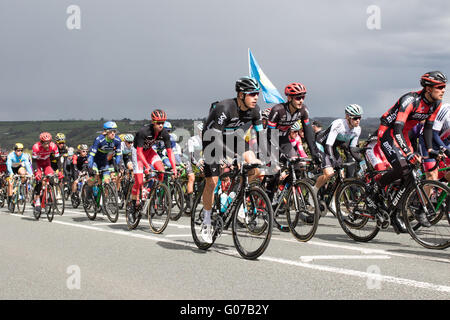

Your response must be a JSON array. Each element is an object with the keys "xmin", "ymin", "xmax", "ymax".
[
  {"xmin": 151, "ymin": 109, "xmax": 167, "ymax": 122},
  {"xmin": 285, "ymin": 83, "xmax": 307, "ymax": 96},
  {"xmin": 39, "ymin": 132, "xmax": 52, "ymax": 142}
]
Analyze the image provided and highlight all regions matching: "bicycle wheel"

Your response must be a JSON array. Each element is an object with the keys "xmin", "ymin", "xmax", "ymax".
[
  {"xmin": 148, "ymin": 183, "xmax": 171, "ymax": 234},
  {"xmin": 125, "ymin": 185, "xmax": 141, "ymax": 230},
  {"xmin": 102, "ymin": 183, "xmax": 119, "ymax": 223},
  {"xmin": 190, "ymin": 179, "xmax": 205, "ymax": 216},
  {"xmin": 82, "ymin": 184, "xmax": 97, "ymax": 220},
  {"xmin": 53, "ymin": 184, "xmax": 65, "ymax": 216},
  {"xmin": 403, "ymin": 180, "xmax": 450, "ymax": 249},
  {"xmin": 44, "ymin": 187, "xmax": 55, "ymax": 222},
  {"xmin": 286, "ymin": 180, "xmax": 320, "ymax": 242},
  {"xmin": 170, "ymin": 180, "xmax": 184, "ymax": 221},
  {"xmin": 232, "ymin": 185, "xmax": 273, "ymax": 260},
  {"xmin": 17, "ymin": 183, "xmax": 27, "ymax": 214},
  {"xmin": 0, "ymin": 189, "xmax": 6, "ymax": 208},
  {"xmin": 335, "ymin": 179, "xmax": 380, "ymax": 242}
]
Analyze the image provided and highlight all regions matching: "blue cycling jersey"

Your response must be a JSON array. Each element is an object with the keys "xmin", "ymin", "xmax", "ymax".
[
  {"xmin": 6, "ymin": 152, "xmax": 33, "ymax": 175},
  {"xmin": 88, "ymin": 134, "xmax": 122, "ymax": 167}
]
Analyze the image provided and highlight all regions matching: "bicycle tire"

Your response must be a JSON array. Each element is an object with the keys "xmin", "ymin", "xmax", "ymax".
[
  {"xmin": 286, "ymin": 180, "xmax": 320, "ymax": 242},
  {"xmin": 103, "ymin": 183, "xmax": 119, "ymax": 223},
  {"xmin": 335, "ymin": 179, "xmax": 380, "ymax": 242},
  {"xmin": 17, "ymin": 183, "xmax": 26, "ymax": 214},
  {"xmin": 53, "ymin": 184, "xmax": 65, "ymax": 216},
  {"xmin": 45, "ymin": 187, "xmax": 55, "ymax": 222},
  {"xmin": 232, "ymin": 185, "xmax": 273, "ymax": 260},
  {"xmin": 148, "ymin": 183, "xmax": 171, "ymax": 234},
  {"xmin": 82, "ymin": 184, "xmax": 97, "ymax": 220},
  {"xmin": 402, "ymin": 180, "xmax": 450, "ymax": 249},
  {"xmin": 125, "ymin": 184, "xmax": 141, "ymax": 230},
  {"xmin": 170, "ymin": 180, "xmax": 184, "ymax": 221}
]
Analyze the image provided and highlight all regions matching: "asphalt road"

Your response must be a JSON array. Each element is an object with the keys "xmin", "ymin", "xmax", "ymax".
[{"xmin": 0, "ymin": 203, "xmax": 449, "ymax": 300}]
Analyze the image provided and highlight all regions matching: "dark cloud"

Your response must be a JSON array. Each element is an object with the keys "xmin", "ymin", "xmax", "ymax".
[{"xmin": 0, "ymin": 0, "xmax": 449, "ymax": 121}]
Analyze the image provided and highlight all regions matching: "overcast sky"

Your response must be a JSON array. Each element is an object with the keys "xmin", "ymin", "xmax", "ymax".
[{"xmin": 1, "ymin": 0, "xmax": 450, "ymax": 121}]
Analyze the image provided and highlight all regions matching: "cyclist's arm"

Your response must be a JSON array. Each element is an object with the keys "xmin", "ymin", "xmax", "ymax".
[
  {"xmin": 301, "ymin": 117, "xmax": 319, "ymax": 158},
  {"xmin": 6, "ymin": 154, "xmax": 13, "ymax": 176},
  {"xmin": 24, "ymin": 155, "xmax": 33, "ymax": 175},
  {"xmin": 392, "ymin": 98, "xmax": 414, "ymax": 157}
]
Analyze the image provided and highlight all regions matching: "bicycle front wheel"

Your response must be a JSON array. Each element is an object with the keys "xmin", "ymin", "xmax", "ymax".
[
  {"xmin": 286, "ymin": 180, "xmax": 320, "ymax": 242},
  {"xmin": 170, "ymin": 180, "xmax": 184, "ymax": 221},
  {"xmin": 148, "ymin": 183, "xmax": 171, "ymax": 234},
  {"xmin": 232, "ymin": 186, "xmax": 273, "ymax": 260},
  {"xmin": 53, "ymin": 184, "xmax": 65, "ymax": 216},
  {"xmin": 403, "ymin": 180, "xmax": 450, "ymax": 249},
  {"xmin": 335, "ymin": 179, "xmax": 380, "ymax": 242},
  {"xmin": 103, "ymin": 183, "xmax": 119, "ymax": 223},
  {"xmin": 17, "ymin": 183, "xmax": 27, "ymax": 214},
  {"xmin": 81, "ymin": 184, "xmax": 97, "ymax": 220},
  {"xmin": 44, "ymin": 187, "xmax": 55, "ymax": 222}
]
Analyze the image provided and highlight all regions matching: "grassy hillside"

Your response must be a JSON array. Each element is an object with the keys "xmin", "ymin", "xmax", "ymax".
[
  {"xmin": 0, "ymin": 117, "xmax": 380, "ymax": 152},
  {"xmin": 0, "ymin": 119, "xmax": 199, "ymax": 151}
]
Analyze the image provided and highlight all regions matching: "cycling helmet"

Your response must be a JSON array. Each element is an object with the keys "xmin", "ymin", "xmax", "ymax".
[
  {"xmin": 151, "ymin": 109, "xmax": 167, "ymax": 122},
  {"xmin": 285, "ymin": 83, "xmax": 307, "ymax": 96},
  {"xmin": 67, "ymin": 147, "xmax": 74, "ymax": 156},
  {"xmin": 39, "ymin": 132, "xmax": 52, "ymax": 142},
  {"xmin": 235, "ymin": 77, "xmax": 260, "ymax": 93},
  {"xmin": 163, "ymin": 121, "xmax": 172, "ymax": 131},
  {"xmin": 79, "ymin": 144, "xmax": 88, "ymax": 151},
  {"xmin": 196, "ymin": 122, "xmax": 204, "ymax": 131},
  {"xmin": 14, "ymin": 143, "xmax": 24, "ymax": 150},
  {"xmin": 420, "ymin": 71, "xmax": 447, "ymax": 87},
  {"xmin": 345, "ymin": 104, "xmax": 363, "ymax": 117},
  {"xmin": 123, "ymin": 134, "xmax": 134, "ymax": 142},
  {"xmin": 291, "ymin": 121, "xmax": 302, "ymax": 132},
  {"xmin": 261, "ymin": 108, "xmax": 272, "ymax": 120},
  {"xmin": 103, "ymin": 121, "xmax": 118, "ymax": 131},
  {"xmin": 55, "ymin": 133, "xmax": 66, "ymax": 143}
]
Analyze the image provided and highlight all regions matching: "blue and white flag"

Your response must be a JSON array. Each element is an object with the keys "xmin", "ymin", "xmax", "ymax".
[{"xmin": 248, "ymin": 49, "xmax": 285, "ymax": 104}]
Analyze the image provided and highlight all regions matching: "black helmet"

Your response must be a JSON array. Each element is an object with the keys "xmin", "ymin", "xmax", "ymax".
[
  {"xmin": 420, "ymin": 71, "xmax": 447, "ymax": 87},
  {"xmin": 235, "ymin": 77, "xmax": 260, "ymax": 93}
]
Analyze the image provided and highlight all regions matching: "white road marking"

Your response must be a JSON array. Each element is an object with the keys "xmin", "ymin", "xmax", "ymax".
[
  {"xmin": 45, "ymin": 219, "xmax": 450, "ymax": 294},
  {"xmin": 300, "ymin": 255, "xmax": 391, "ymax": 262}
]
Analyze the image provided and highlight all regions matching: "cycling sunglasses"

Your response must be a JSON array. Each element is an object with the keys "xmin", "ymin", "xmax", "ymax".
[
  {"xmin": 293, "ymin": 95, "xmax": 306, "ymax": 101},
  {"xmin": 350, "ymin": 116, "xmax": 361, "ymax": 121},
  {"xmin": 435, "ymin": 85, "xmax": 446, "ymax": 90}
]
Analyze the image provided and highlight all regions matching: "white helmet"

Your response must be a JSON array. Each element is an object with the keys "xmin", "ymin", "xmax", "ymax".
[{"xmin": 345, "ymin": 104, "xmax": 363, "ymax": 117}]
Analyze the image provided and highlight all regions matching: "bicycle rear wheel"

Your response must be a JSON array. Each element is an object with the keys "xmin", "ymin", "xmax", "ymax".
[
  {"xmin": 286, "ymin": 180, "xmax": 320, "ymax": 242},
  {"xmin": 403, "ymin": 180, "xmax": 450, "ymax": 249},
  {"xmin": 103, "ymin": 183, "xmax": 119, "ymax": 223},
  {"xmin": 335, "ymin": 179, "xmax": 380, "ymax": 242},
  {"xmin": 148, "ymin": 183, "xmax": 171, "ymax": 234},
  {"xmin": 232, "ymin": 185, "xmax": 273, "ymax": 260}
]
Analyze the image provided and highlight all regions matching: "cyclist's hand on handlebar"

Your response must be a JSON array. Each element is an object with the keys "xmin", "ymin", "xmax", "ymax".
[{"xmin": 406, "ymin": 152, "xmax": 422, "ymax": 164}]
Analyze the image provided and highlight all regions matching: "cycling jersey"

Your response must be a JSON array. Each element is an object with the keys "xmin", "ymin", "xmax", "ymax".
[
  {"xmin": 432, "ymin": 103, "xmax": 450, "ymax": 148},
  {"xmin": 73, "ymin": 154, "xmax": 88, "ymax": 172},
  {"xmin": 379, "ymin": 90, "xmax": 442, "ymax": 157},
  {"xmin": 32, "ymin": 142, "xmax": 60, "ymax": 162},
  {"xmin": 202, "ymin": 98, "xmax": 263, "ymax": 177},
  {"xmin": 316, "ymin": 118, "xmax": 361, "ymax": 168},
  {"xmin": 6, "ymin": 152, "xmax": 33, "ymax": 175},
  {"xmin": 51, "ymin": 145, "xmax": 68, "ymax": 170},
  {"xmin": 88, "ymin": 135, "xmax": 122, "ymax": 167},
  {"xmin": 266, "ymin": 102, "xmax": 318, "ymax": 160}
]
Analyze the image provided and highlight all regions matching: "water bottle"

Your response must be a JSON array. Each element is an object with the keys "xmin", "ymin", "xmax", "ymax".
[
  {"xmin": 220, "ymin": 193, "xmax": 228, "ymax": 213},
  {"xmin": 93, "ymin": 186, "xmax": 99, "ymax": 197}
]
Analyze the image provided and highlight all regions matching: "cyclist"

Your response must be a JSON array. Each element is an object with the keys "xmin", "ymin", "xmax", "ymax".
[
  {"xmin": 86, "ymin": 122, "xmax": 122, "ymax": 199},
  {"xmin": 129, "ymin": 109, "xmax": 177, "ymax": 221},
  {"xmin": 265, "ymin": 83, "xmax": 321, "ymax": 204},
  {"xmin": 0, "ymin": 151, "xmax": 7, "ymax": 192},
  {"xmin": 201, "ymin": 76, "xmax": 264, "ymax": 243},
  {"xmin": 374, "ymin": 71, "xmax": 447, "ymax": 227},
  {"xmin": 121, "ymin": 134, "xmax": 135, "ymax": 171},
  {"xmin": 418, "ymin": 103, "xmax": 450, "ymax": 181},
  {"xmin": 289, "ymin": 121, "xmax": 308, "ymax": 158},
  {"xmin": 51, "ymin": 133, "xmax": 69, "ymax": 174},
  {"xmin": 314, "ymin": 104, "xmax": 363, "ymax": 214},
  {"xmin": 184, "ymin": 122, "xmax": 204, "ymax": 213},
  {"xmin": 6, "ymin": 143, "xmax": 33, "ymax": 205},
  {"xmin": 32, "ymin": 132, "xmax": 64, "ymax": 215},
  {"xmin": 71, "ymin": 144, "xmax": 89, "ymax": 201}
]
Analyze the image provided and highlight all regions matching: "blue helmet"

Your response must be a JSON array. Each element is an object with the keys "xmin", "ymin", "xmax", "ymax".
[
  {"xmin": 163, "ymin": 121, "xmax": 172, "ymax": 131},
  {"xmin": 103, "ymin": 121, "xmax": 118, "ymax": 131}
]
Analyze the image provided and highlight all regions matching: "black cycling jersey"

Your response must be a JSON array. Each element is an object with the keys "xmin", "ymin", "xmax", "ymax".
[
  {"xmin": 134, "ymin": 124, "xmax": 172, "ymax": 151},
  {"xmin": 266, "ymin": 102, "xmax": 318, "ymax": 158}
]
